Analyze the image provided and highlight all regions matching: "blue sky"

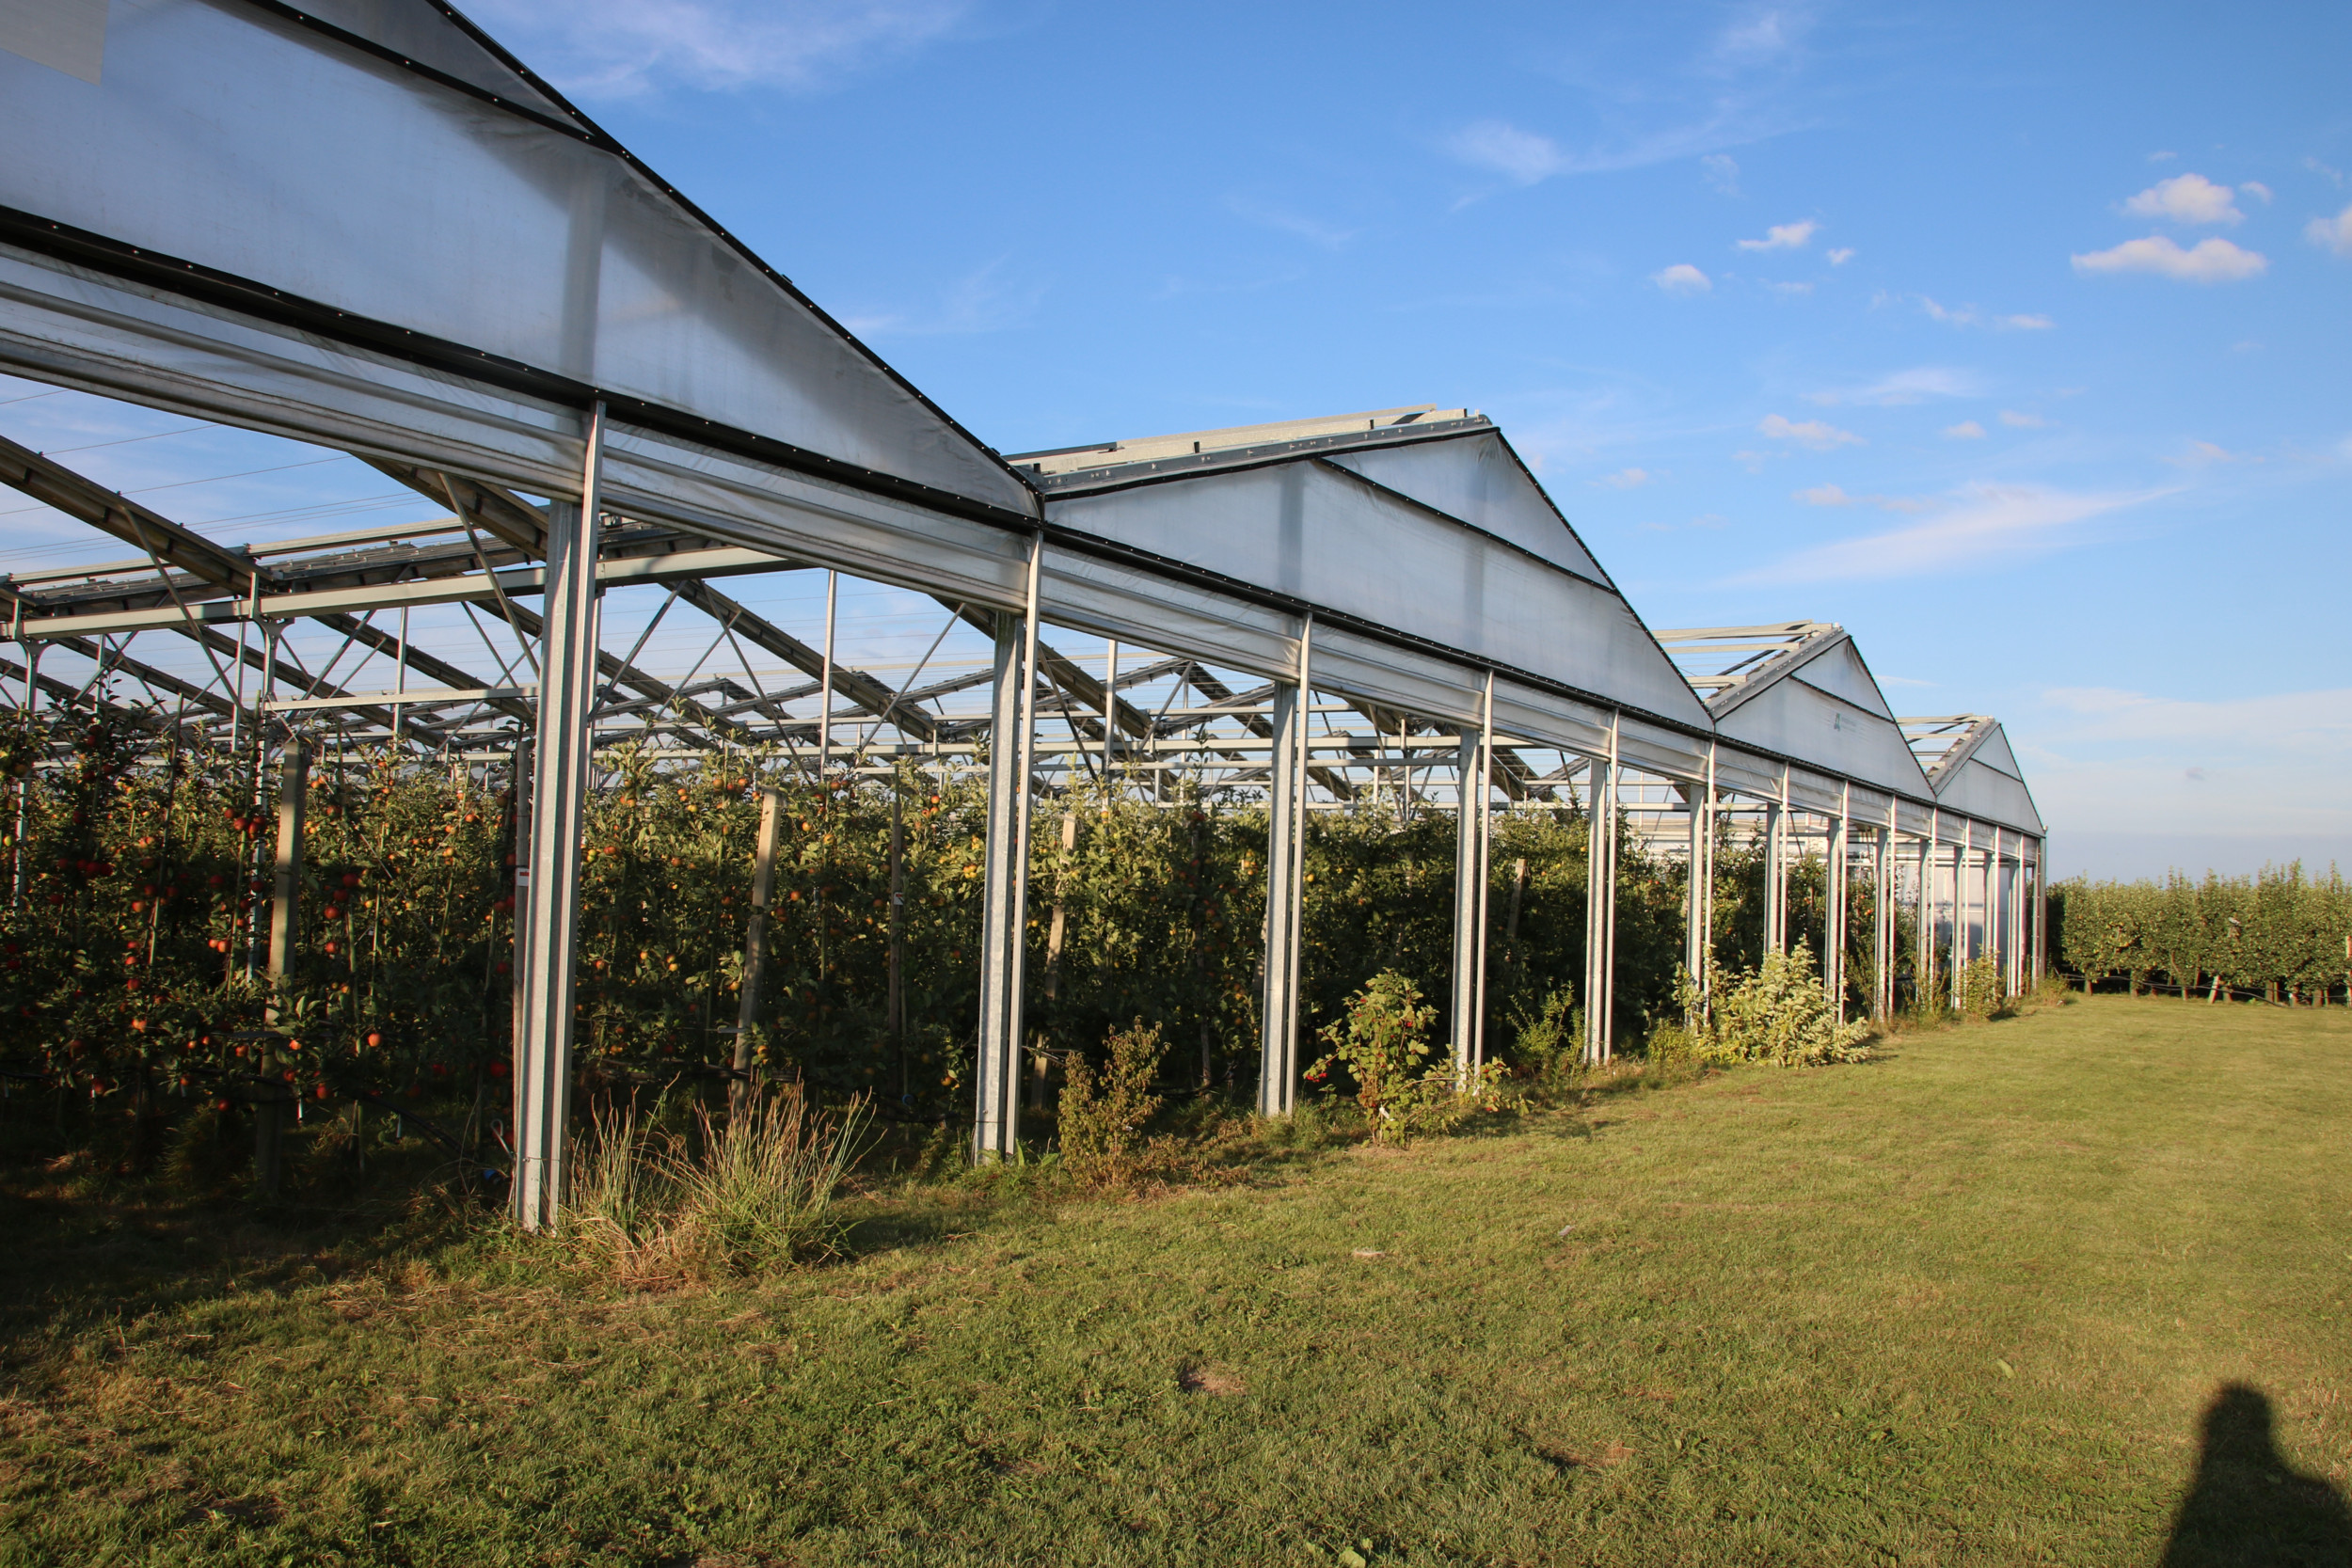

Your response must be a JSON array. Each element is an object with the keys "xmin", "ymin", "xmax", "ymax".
[
  {"xmin": 6, "ymin": 2, "xmax": 2346, "ymax": 879},
  {"xmin": 459, "ymin": 0, "xmax": 2351, "ymax": 879}
]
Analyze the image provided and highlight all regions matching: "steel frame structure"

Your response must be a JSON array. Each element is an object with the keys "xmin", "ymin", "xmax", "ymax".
[{"xmin": 0, "ymin": 0, "xmax": 2045, "ymax": 1221}]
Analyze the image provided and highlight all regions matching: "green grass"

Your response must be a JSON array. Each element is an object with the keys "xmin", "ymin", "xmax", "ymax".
[{"xmin": 3, "ymin": 993, "xmax": 2348, "ymax": 1566}]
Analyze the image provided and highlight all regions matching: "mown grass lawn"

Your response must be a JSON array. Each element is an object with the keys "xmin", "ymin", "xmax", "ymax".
[{"xmin": 3, "ymin": 992, "xmax": 2348, "ymax": 1566}]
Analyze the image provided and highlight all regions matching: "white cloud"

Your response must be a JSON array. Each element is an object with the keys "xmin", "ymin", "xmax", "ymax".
[
  {"xmin": 1766, "ymin": 280, "xmax": 1814, "ymax": 295},
  {"xmin": 2242, "ymin": 182, "xmax": 2273, "ymax": 204},
  {"xmin": 2122, "ymin": 172, "xmax": 2245, "ymax": 225},
  {"xmin": 1734, "ymin": 482, "xmax": 2164, "ymax": 584},
  {"xmin": 1792, "ymin": 483, "xmax": 1926, "ymax": 512},
  {"xmin": 1445, "ymin": 119, "xmax": 1568, "ymax": 184},
  {"xmin": 2001, "ymin": 313, "xmax": 2056, "ymax": 330},
  {"xmin": 2306, "ymin": 202, "xmax": 2352, "ymax": 257},
  {"xmin": 1702, "ymin": 153, "xmax": 1741, "ymax": 196},
  {"xmin": 1942, "ymin": 420, "xmax": 1987, "ymax": 439},
  {"xmin": 2168, "ymin": 439, "xmax": 2236, "ymax": 467},
  {"xmin": 1757, "ymin": 413, "xmax": 1863, "ymax": 451},
  {"xmin": 2148, "ymin": 150, "xmax": 2178, "ymax": 163},
  {"xmin": 465, "ymin": 0, "xmax": 969, "ymax": 97},
  {"xmin": 1653, "ymin": 263, "xmax": 1713, "ymax": 295},
  {"xmin": 1998, "ymin": 409, "xmax": 2047, "ymax": 428},
  {"xmin": 1826, "ymin": 247, "xmax": 1854, "ymax": 265},
  {"xmin": 1736, "ymin": 219, "xmax": 1819, "ymax": 252},
  {"xmin": 2310, "ymin": 157, "xmax": 2349, "ymax": 190},
  {"xmin": 1806, "ymin": 366, "xmax": 1979, "ymax": 406},
  {"xmin": 2071, "ymin": 235, "xmax": 2268, "ymax": 282},
  {"xmin": 1596, "ymin": 467, "xmax": 1653, "ymax": 489}
]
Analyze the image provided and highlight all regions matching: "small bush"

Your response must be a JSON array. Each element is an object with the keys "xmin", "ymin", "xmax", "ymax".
[
  {"xmin": 1057, "ymin": 1020, "xmax": 1168, "ymax": 1188},
  {"xmin": 1506, "ymin": 987, "xmax": 1585, "ymax": 1091},
  {"xmin": 1959, "ymin": 956, "xmax": 2006, "ymax": 1020},
  {"xmin": 1307, "ymin": 970, "xmax": 1440, "ymax": 1141},
  {"xmin": 1686, "ymin": 938, "xmax": 1872, "ymax": 1068}
]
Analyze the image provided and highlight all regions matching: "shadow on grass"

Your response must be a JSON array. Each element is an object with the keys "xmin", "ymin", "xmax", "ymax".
[{"xmin": 2162, "ymin": 1384, "xmax": 2351, "ymax": 1567}]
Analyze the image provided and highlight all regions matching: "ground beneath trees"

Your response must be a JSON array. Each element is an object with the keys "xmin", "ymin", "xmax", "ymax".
[{"xmin": 3, "ymin": 994, "xmax": 2348, "ymax": 1566}]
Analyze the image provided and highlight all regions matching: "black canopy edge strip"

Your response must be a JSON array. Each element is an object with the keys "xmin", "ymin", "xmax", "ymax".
[{"xmin": 0, "ymin": 207, "xmax": 1041, "ymax": 536}]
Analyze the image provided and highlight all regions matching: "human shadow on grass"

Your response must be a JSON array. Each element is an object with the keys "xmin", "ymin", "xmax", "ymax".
[{"xmin": 2161, "ymin": 1384, "xmax": 2351, "ymax": 1567}]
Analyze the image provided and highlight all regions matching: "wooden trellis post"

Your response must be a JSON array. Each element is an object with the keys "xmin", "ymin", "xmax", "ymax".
[
  {"xmin": 258, "ymin": 737, "xmax": 309, "ymax": 1197},
  {"xmin": 732, "ymin": 785, "xmax": 784, "ymax": 1108}
]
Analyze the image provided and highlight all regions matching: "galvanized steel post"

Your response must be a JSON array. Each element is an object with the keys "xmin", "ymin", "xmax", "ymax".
[
  {"xmin": 974, "ymin": 532, "xmax": 1043, "ymax": 1161},
  {"xmin": 1258, "ymin": 615, "xmax": 1311, "ymax": 1117},
  {"xmin": 1582, "ymin": 716, "xmax": 1619, "ymax": 1066},
  {"xmin": 1826, "ymin": 788, "xmax": 1850, "ymax": 1021},
  {"xmin": 513, "ymin": 402, "xmax": 605, "ymax": 1232},
  {"xmin": 1449, "ymin": 673, "xmax": 1493, "ymax": 1086}
]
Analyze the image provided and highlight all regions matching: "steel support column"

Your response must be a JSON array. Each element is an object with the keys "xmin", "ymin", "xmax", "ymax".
[
  {"xmin": 513, "ymin": 404, "xmax": 605, "ymax": 1233},
  {"xmin": 1683, "ymin": 748, "xmax": 1714, "ymax": 1004},
  {"xmin": 1916, "ymin": 814, "xmax": 1937, "ymax": 1008},
  {"xmin": 1450, "ymin": 673, "xmax": 1493, "ymax": 1086},
  {"xmin": 1258, "ymin": 617, "xmax": 1312, "ymax": 1117},
  {"xmin": 1582, "ymin": 718, "xmax": 1619, "ymax": 1066},
  {"xmin": 1949, "ymin": 824, "xmax": 1971, "ymax": 1009},
  {"xmin": 974, "ymin": 533, "xmax": 1043, "ymax": 1160},
  {"xmin": 1825, "ymin": 792, "xmax": 1850, "ymax": 1021},
  {"xmin": 1871, "ymin": 820, "xmax": 1895, "ymax": 1020},
  {"xmin": 1763, "ymin": 769, "xmax": 1790, "ymax": 955}
]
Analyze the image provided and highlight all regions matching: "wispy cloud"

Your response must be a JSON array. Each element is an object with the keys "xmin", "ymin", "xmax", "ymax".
[
  {"xmin": 1917, "ymin": 295, "xmax": 2054, "ymax": 330},
  {"xmin": 838, "ymin": 256, "xmax": 1043, "ymax": 338},
  {"xmin": 1757, "ymin": 413, "xmax": 1862, "ymax": 450},
  {"xmin": 1225, "ymin": 196, "xmax": 1359, "ymax": 250},
  {"xmin": 1792, "ymin": 483, "xmax": 1926, "ymax": 513},
  {"xmin": 2122, "ymin": 172, "xmax": 2245, "ymax": 226},
  {"xmin": 2307, "ymin": 202, "xmax": 2352, "ymax": 257},
  {"xmin": 467, "ymin": 0, "xmax": 970, "ymax": 97},
  {"xmin": 1653, "ymin": 263, "xmax": 1713, "ymax": 295},
  {"xmin": 1702, "ymin": 153, "xmax": 1741, "ymax": 196},
  {"xmin": 1736, "ymin": 219, "xmax": 1819, "ymax": 252},
  {"xmin": 1805, "ymin": 366, "xmax": 1979, "ymax": 406},
  {"xmin": 2072, "ymin": 235, "xmax": 2267, "ymax": 282},
  {"xmin": 1826, "ymin": 246, "xmax": 1854, "ymax": 265},
  {"xmin": 1998, "ymin": 409, "xmax": 2047, "ymax": 428},
  {"xmin": 1595, "ymin": 467, "xmax": 1655, "ymax": 489},
  {"xmin": 1445, "ymin": 119, "xmax": 1571, "ymax": 184},
  {"xmin": 1942, "ymin": 420, "xmax": 1986, "ymax": 439},
  {"xmin": 1734, "ymin": 483, "xmax": 2164, "ymax": 584}
]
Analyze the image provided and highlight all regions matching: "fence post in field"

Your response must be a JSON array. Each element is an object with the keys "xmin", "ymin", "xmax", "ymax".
[
  {"xmin": 974, "ymin": 531, "xmax": 1042, "ymax": 1162},
  {"xmin": 257, "ymin": 736, "xmax": 309, "ymax": 1197},
  {"xmin": 1257, "ymin": 614, "xmax": 1311, "ymax": 1117},
  {"xmin": 513, "ymin": 404, "xmax": 604, "ymax": 1232},
  {"xmin": 732, "ymin": 785, "xmax": 783, "ymax": 1110}
]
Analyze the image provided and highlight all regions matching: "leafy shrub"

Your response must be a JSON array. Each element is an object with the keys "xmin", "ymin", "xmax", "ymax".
[
  {"xmin": 1504, "ymin": 986, "xmax": 1584, "ymax": 1090},
  {"xmin": 1307, "ymin": 970, "xmax": 1437, "ymax": 1136},
  {"xmin": 1685, "ymin": 938, "xmax": 1871, "ymax": 1068},
  {"xmin": 1057, "ymin": 1019, "xmax": 1167, "ymax": 1187},
  {"xmin": 1958, "ymin": 956, "xmax": 2005, "ymax": 1020}
]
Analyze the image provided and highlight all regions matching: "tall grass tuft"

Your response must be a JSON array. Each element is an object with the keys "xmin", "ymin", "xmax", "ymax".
[
  {"xmin": 674, "ymin": 1085, "xmax": 870, "ymax": 1274},
  {"xmin": 562, "ymin": 1086, "xmax": 868, "ymax": 1280}
]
